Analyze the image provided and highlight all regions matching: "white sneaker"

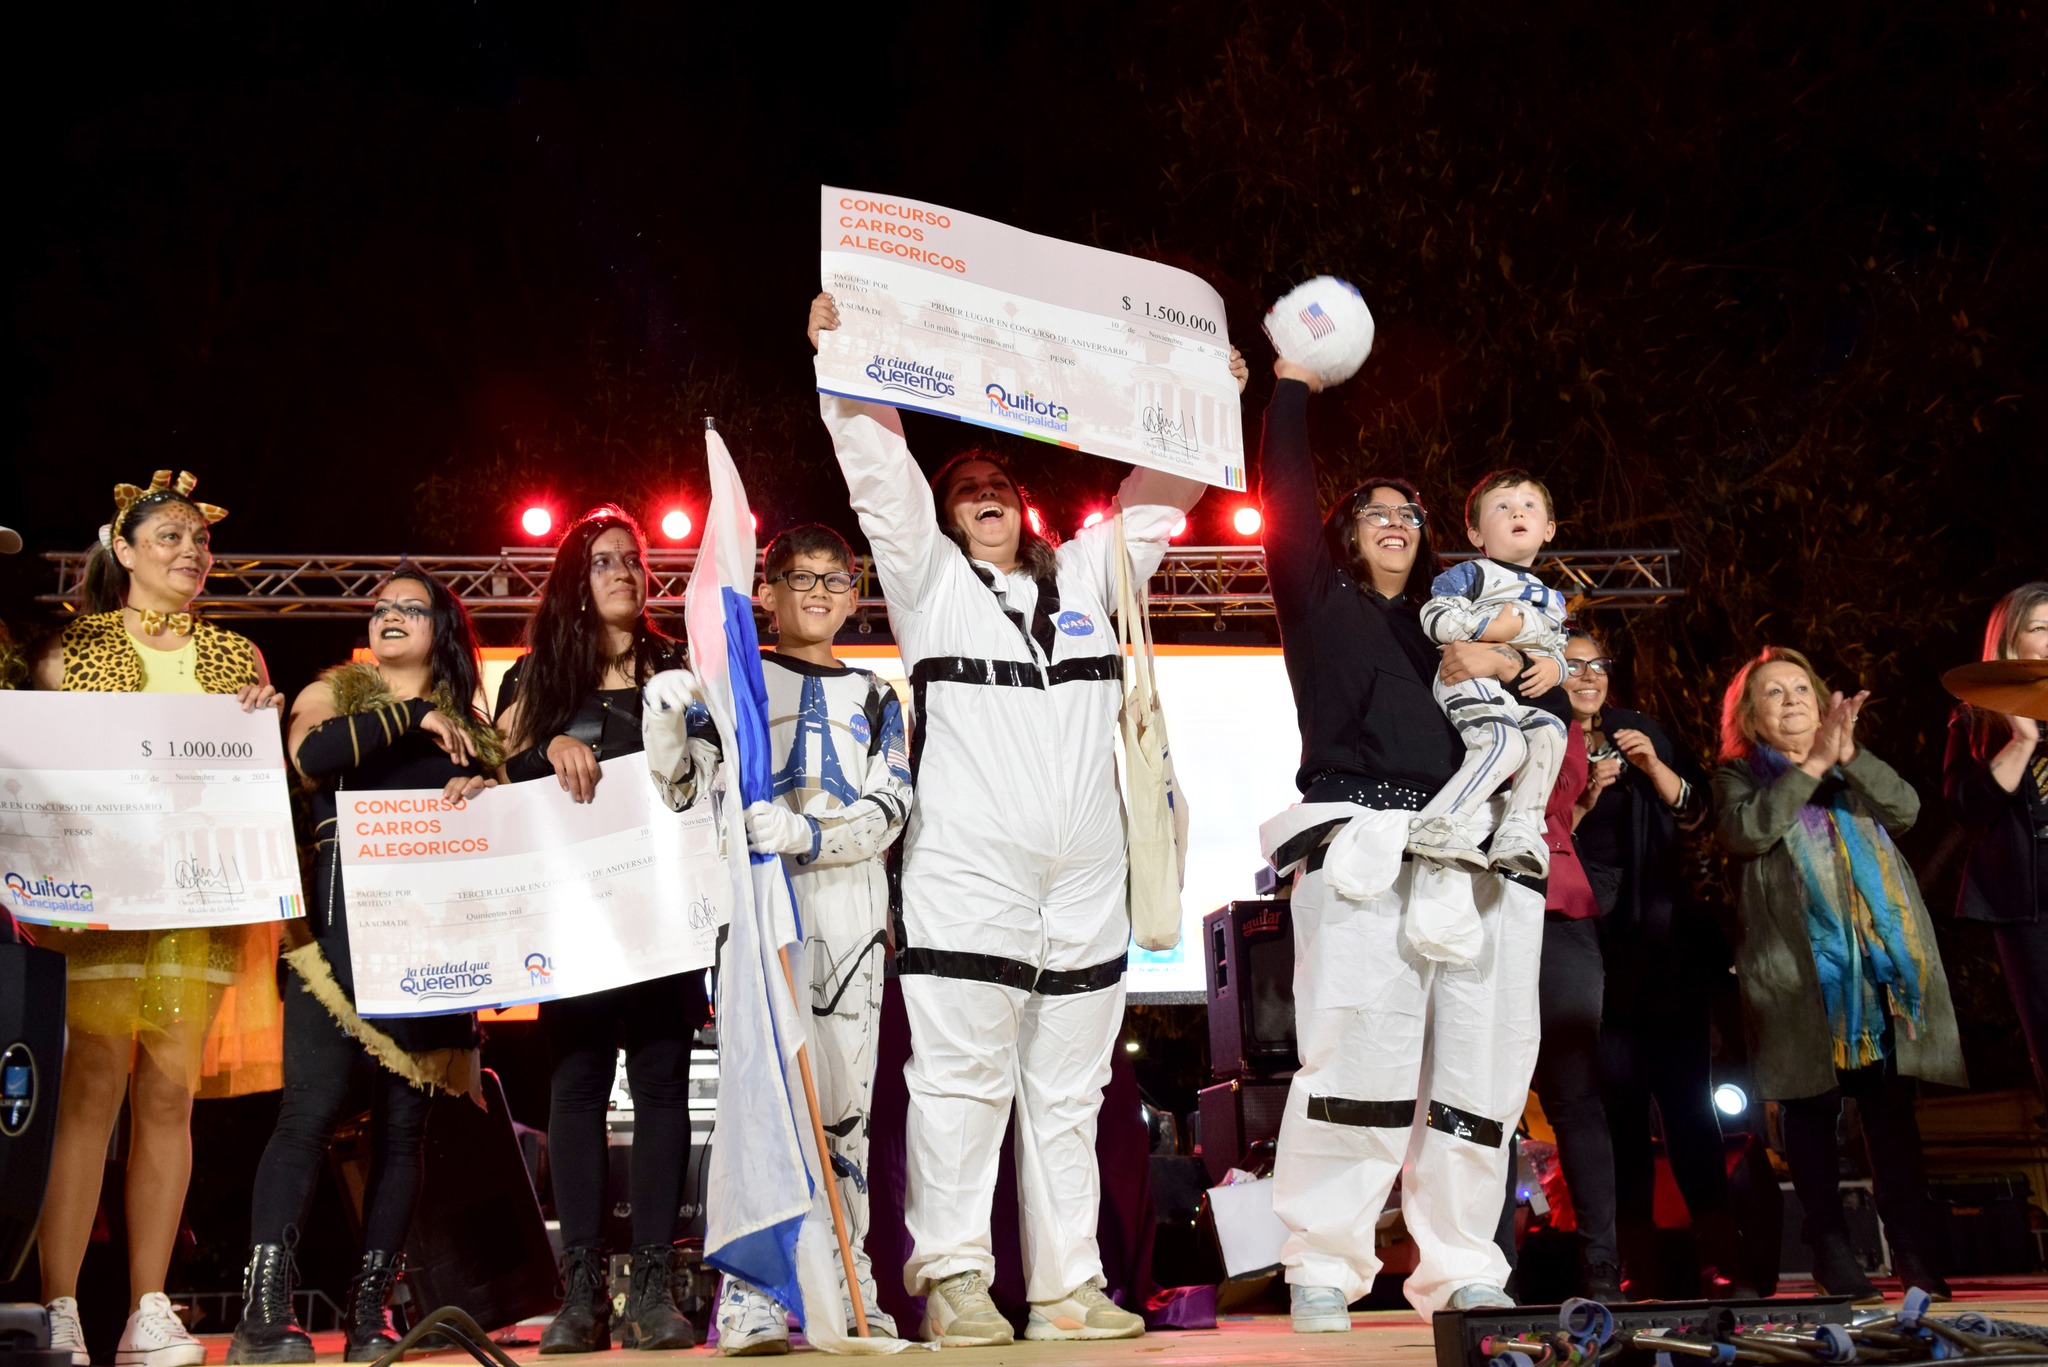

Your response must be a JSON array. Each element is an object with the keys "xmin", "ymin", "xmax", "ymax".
[
  {"xmin": 116, "ymin": 1293, "xmax": 204, "ymax": 1367},
  {"xmin": 716, "ymin": 1277, "xmax": 790, "ymax": 1357},
  {"xmin": 1024, "ymin": 1283, "xmax": 1144, "ymax": 1341},
  {"xmin": 1487, "ymin": 813, "xmax": 1550, "ymax": 877},
  {"xmin": 1444, "ymin": 1282, "xmax": 1516, "ymax": 1311},
  {"xmin": 841, "ymin": 1292, "xmax": 897, "ymax": 1340},
  {"xmin": 1407, "ymin": 815, "xmax": 1490, "ymax": 871},
  {"xmin": 47, "ymin": 1297, "xmax": 89, "ymax": 1367},
  {"xmin": 920, "ymin": 1270, "xmax": 1013, "ymax": 1347},
  {"xmin": 1289, "ymin": 1284, "xmax": 1352, "ymax": 1333}
]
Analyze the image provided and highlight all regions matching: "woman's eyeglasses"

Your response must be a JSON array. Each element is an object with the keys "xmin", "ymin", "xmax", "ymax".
[
  {"xmin": 369, "ymin": 602, "xmax": 431, "ymax": 623},
  {"xmin": 1565, "ymin": 657, "xmax": 1614, "ymax": 677},
  {"xmin": 776, "ymin": 570, "xmax": 857, "ymax": 593},
  {"xmin": 1356, "ymin": 502, "xmax": 1426, "ymax": 529}
]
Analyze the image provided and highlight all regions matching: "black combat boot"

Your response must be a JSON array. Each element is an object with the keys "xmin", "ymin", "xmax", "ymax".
[
  {"xmin": 343, "ymin": 1250, "xmax": 405, "ymax": 1362},
  {"xmin": 620, "ymin": 1243, "xmax": 697, "ymax": 1350},
  {"xmin": 1810, "ymin": 1232, "xmax": 1883, "ymax": 1304},
  {"xmin": 539, "ymin": 1246, "xmax": 612, "ymax": 1354},
  {"xmin": 225, "ymin": 1244, "xmax": 314, "ymax": 1365}
]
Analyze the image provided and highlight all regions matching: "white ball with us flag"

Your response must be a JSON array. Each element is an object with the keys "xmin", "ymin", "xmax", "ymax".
[{"xmin": 1262, "ymin": 276, "xmax": 1375, "ymax": 387}]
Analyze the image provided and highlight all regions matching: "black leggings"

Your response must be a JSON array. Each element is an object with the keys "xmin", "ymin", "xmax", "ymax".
[
  {"xmin": 1602, "ymin": 984, "xmax": 1730, "ymax": 1232},
  {"xmin": 1994, "ymin": 922, "xmax": 2048, "ymax": 1106},
  {"xmin": 546, "ymin": 970, "xmax": 710, "ymax": 1250},
  {"xmin": 1781, "ymin": 1058, "xmax": 1933, "ymax": 1258},
  {"xmin": 1532, "ymin": 914, "xmax": 1617, "ymax": 1267},
  {"xmin": 250, "ymin": 976, "xmax": 435, "ymax": 1251}
]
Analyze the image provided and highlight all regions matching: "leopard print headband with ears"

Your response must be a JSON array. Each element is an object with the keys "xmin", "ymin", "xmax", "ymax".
[{"xmin": 100, "ymin": 470, "xmax": 229, "ymax": 550}]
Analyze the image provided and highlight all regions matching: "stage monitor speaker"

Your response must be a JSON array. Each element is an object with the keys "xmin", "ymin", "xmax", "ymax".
[
  {"xmin": 1203, "ymin": 901, "xmax": 1296, "ymax": 1080},
  {"xmin": 1197, "ymin": 1076, "xmax": 1292, "ymax": 1186},
  {"xmin": 0, "ymin": 941, "xmax": 66, "ymax": 1282},
  {"xmin": 402, "ymin": 1069, "xmax": 558, "ymax": 1332}
]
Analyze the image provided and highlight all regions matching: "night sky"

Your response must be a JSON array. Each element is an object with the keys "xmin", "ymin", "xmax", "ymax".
[{"xmin": 6, "ymin": 2, "xmax": 2046, "ymax": 1068}]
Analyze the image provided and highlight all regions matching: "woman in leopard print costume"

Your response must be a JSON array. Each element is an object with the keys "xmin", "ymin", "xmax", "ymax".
[{"xmin": 31, "ymin": 473, "xmax": 285, "ymax": 1367}]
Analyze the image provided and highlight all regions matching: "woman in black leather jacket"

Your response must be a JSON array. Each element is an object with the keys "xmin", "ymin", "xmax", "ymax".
[
  {"xmin": 1944, "ymin": 582, "xmax": 2048, "ymax": 1099},
  {"xmin": 496, "ymin": 505, "xmax": 709, "ymax": 1354}
]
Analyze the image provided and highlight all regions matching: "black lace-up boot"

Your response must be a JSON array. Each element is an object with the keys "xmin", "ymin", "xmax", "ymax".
[
  {"xmin": 343, "ymin": 1250, "xmax": 405, "ymax": 1362},
  {"xmin": 226, "ymin": 1244, "xmax": 314, "ymax": 1364},
  {"xmin": 620, "ymin": 1243, "xmax": 697, "ymax": 1350},
  {"xmin": 539, "ymin": 1246, "xmax": 612, "ymax": 1354}
]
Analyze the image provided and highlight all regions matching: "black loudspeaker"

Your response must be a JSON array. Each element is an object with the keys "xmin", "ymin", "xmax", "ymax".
[
  {"xmin": 1202, "ymin": 901, "xmax": 1296, "ymax": 1079},
  {"xmin": 0, "ymin": 941, "xmax": 65, "ymax": 1281},
  {"xmin": 1929, "ymin": 1174, "xmax": 2037, "ymax": 1275},
  {"xmin": 402, "ymin": 1070, "xmax": 559, "ymax": 1332},
  {"xmin": 1196, "ymin": 1076, "xmax": 1293, "ymax": 1186}
]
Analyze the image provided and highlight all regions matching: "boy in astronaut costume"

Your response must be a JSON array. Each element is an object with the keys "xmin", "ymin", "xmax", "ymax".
[
  {"xmin": 1405, "ymin": 472, "xmax": 1569, "ymax": 931},
  {"xmin": 720, "ymin": 524, "xmax": 913, "ymax": 1354}
]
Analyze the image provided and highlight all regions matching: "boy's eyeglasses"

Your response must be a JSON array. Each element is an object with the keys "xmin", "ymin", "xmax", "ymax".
[
  {"xmin": 1356, "ymin": 502, "xmax": 1426, "ymax": 529},
  {"xmin": 369, "ymin": 602, "xmax": 431, "ymax": 623},
  {"xmin": 1565, "ymin": 657, "xmax": 1614, "ymax": 677},
  {"xmin": 776, "ymin": 570, "xmax": 857, "ymax": 594}
]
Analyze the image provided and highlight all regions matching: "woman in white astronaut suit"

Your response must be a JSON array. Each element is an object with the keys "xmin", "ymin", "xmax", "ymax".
[{"xmin": 808, "ymin": 293, "xmax": 1242, "ymax": 1346}]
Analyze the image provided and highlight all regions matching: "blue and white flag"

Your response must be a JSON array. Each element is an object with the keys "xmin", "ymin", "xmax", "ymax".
[{"xmin": 687, "ymin": 420, "xmax": 915, "ymax": 1354}]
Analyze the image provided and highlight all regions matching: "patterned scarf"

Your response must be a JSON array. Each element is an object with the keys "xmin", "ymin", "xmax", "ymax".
[{"xmin": 1750, "ymin": 745, "xmax": 1932, "ymax": 1069}]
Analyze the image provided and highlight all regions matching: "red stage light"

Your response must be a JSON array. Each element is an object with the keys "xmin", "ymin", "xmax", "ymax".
[
  {"xmin": 520, "ymin": 505, "xmax": 553, "ymax": 539},
  {"xmin": 1081, "ymin": 510, "xmax": 1106, "ymax": 530},
  {"xmin": 661, "ymin": 509, "xmax": 692, "ymax": 541},
  {"xmin": 1027, "ymin": 506, "xmax": 1045, "ymax": 535},
  {"xmin": 1170, "ymin": 516, "xmax": 1189, "ymax": 539},
  {"xmin": 750, "ymin": 512, "xmax": 759, "ymax": 532},
  {"xmin": 1232, "ymin": 506, "xmax": 1262, "ymax": 537}
]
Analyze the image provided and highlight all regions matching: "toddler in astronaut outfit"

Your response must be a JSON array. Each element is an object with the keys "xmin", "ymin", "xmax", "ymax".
[{"xmin": 1406, "ymin": 469, "xmax": 1570, "ymax": 880}]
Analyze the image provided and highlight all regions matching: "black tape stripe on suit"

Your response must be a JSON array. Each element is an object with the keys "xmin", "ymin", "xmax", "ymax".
[
  {"xmin": 910, "ymin": 653, "xmax": 1120, "ymax": 693},
  {"xmin": 1426, "ymin": 1100, "xmax": 1504, "ymax": 1148},
  {"xmin": 1301, "ymin": 844, "xmax": 1546, "ymax": 900},
  {"xmin": 897, "ymin": 946, "xmax": 1127, "ymax": 995},
  {"xmin": 1031, "ymin": 570, "xmax": 1061, "ymax": 661},
  {"xmin": 1306, "ymin": 1096, "xmax": 1417, "ymax": 1128},
  {"xmin": 812, "ymin": 930, "xmax": 890, "ymax": 1017},
  {"xmin": 1034, "ymin": 953, "xmax": 1128, "ymax": 995},
  {"xmin": 1048, "ymin": 656, "xmax": 1120, "ymax": 686}
]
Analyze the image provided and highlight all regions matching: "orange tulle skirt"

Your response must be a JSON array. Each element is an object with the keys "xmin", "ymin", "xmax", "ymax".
[{"xmin": 42, "ymin": 921, "xmax": 283, "ymax": 1097}]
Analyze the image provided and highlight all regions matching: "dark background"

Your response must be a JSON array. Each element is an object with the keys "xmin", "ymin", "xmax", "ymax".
[{"xmin": 4, "ymin": 4, "xmax": 2043, "ymax": 1081}]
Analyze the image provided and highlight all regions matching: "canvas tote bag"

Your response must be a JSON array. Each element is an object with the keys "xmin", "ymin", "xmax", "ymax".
[{"xmin": 1114, "ymin": 508, "xmax": 1189, "ymax": 951}]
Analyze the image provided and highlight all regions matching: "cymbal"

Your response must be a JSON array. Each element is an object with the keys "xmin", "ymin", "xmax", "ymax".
[{"xmin": 1942, "ymin": 659, "xmax": 2048, "ymax": 720}]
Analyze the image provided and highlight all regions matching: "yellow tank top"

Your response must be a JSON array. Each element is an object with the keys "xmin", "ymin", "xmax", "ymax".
[{"xmin": 135, "ymin": 636, "xmax": 204, "ymax": 693}]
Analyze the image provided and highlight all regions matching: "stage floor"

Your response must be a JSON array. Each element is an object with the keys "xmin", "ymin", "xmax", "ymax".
[{"xmin": 198, "ymin": 1278, "xmax": 2048, "ymax": 1365}]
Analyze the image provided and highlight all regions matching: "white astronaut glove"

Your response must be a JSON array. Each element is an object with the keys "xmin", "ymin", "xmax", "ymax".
[
  {"xmin": 643, "ymin": 669, "xmax": 715, "ymax": 810},
  {"xmin": 745, "ymin": 801, "xmax": 818, "ymax": 858}
]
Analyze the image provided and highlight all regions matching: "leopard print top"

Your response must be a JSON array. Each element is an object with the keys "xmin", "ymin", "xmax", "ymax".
[{"xmin": 59, "ymin": 611, "xmax": 259, "ymax": 693}]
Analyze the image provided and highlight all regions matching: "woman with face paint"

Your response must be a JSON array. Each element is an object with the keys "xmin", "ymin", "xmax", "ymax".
[
  {"xmin": 226, "ymin": 566, "xmax": 500, "ymax": 1366},
  {"xmin": 496, "ymin": 505, "xmax": 712, "ymax": 1354},
  {"xmin": 1715, "ymin": 647, "xmax": 1962, "ymax": 1303},
  {"xmin": 31, "ymin": 472, "xmax": 283, "ymax": 1367}
]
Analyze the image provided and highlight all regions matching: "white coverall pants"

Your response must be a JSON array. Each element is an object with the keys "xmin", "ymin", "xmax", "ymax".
[
  {"xmin": 792, "ymin": 858, "xmax": 893, "ymax": 1311},
  {"xmin": 1269, "ymin": 807, "xmax": 1544, "ymax": 1315},
  {"xmin": 900, "ymin": 845, "xmax": 1130, "ymax": 1302}
]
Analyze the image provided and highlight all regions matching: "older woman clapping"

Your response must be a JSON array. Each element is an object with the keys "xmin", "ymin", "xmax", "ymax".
[{"xmin": 1714, "ymin": 647, "xmax": 1963, "ymax": 1304}]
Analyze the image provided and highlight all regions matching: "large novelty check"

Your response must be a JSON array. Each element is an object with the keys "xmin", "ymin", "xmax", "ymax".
[
  {"xmin": 0, "ymin": 692, "xmax": 302, "ymax": 929},
  {"xmin": 816, "ymin": 185, "xmax": 1246, "ymax": 490},
  {"xmin": 339, "ymin": 755, "xmax": 724, "ymax": 1017}
]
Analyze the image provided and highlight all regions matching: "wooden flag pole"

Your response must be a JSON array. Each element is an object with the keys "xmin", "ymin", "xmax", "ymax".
[{"xmin": 777, "ymin": 944, "xmax": 872, "ymax": 1338}]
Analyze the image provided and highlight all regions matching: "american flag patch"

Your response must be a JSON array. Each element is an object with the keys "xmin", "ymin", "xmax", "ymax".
[{"xmin": 1300, "ymin": 301, "xmax": 1335, "ymax": 338}]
